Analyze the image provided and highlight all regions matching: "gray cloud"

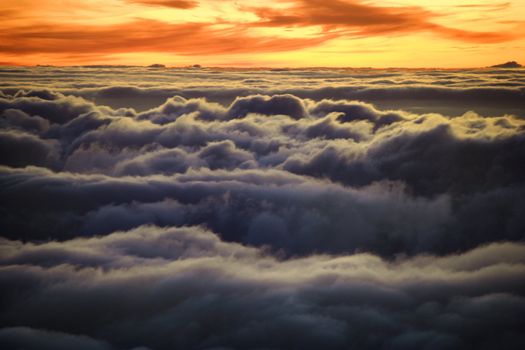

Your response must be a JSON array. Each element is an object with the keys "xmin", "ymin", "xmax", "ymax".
[
  {"xmin": 3, "ymin": 66, "xmax": 525, "ymax": 115},
  {"xmin": 1, "ymin": 90, "xmax": 523, "ymax": 255},
  {"xmin": 0, "ymin": 327, "xmax": 112, "ymax": 350},
  {"xmin": 1, "ymin": 226, "xmax": 524, "ymax": 350},
  {"xmin": 0, "ymin": 130, "xmax": 60, "ymax": 169},
  {"xmin": 1, "ymin": 165, "xmax": 523, "ymax": 257},
  {"xmin": 1, "ymin": 66, "xmax": 524, "ymax": 349}
]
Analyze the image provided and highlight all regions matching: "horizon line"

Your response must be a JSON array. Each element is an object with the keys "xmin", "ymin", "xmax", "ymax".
[{"xmin": 0, "ymin": 63, "xmax": 522, "ymax": 70}]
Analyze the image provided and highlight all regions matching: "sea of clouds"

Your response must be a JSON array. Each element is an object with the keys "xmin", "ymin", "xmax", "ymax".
[{"xmin": 1, "ymin": 66, "xmax": 524, "ymax": 349}]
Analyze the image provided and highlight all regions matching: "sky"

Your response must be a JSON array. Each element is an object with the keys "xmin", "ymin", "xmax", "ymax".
[{"xmin": 1, "ymin": 0, "xmax": 525, "ymax": 67}]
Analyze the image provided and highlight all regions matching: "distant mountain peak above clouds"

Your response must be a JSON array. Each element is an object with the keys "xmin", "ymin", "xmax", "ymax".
[
  {"xmin": 491, "ymin": 61, "xmax": 522, "ymax": 68},
  {"xmin": 148, "ymin": 64, "xmax": 166, "ymax": 68}
]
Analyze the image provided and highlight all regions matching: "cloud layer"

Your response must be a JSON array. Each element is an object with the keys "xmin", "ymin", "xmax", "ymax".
[
  {"xmin": 3, "ymin": 66, "xmax": 524, "ymax": 116},
  {"xmin": 1, "ymin": 66, "xmax": 525, "ymax": 349},
  {"xmin": 1, "ymin": 226, "xmax": 525, "ymax": 350},
  {"xmin": 1, "ymin": 76, "xmax": 524, "ymax": 256}
]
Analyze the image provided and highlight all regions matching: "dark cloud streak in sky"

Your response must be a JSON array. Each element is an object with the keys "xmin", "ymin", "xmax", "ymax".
[
  {"xmin": 250, "ymin": 0, "xmax": 517, "ymax": 43},
  {"xmin": 127, "ymin": 0, "xmax": 198, "ymax": 9}
]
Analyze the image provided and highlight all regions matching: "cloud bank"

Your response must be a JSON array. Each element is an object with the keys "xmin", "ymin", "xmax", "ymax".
[
  {"xmin": 1, "ymin": 226, "xmax": 525, "ymax": 350},
  {"xmin": 1, "ymin": 67, "xmax": 525, "ymax": 349}
]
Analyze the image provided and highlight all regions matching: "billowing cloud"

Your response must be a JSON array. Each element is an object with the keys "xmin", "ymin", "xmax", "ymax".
[
  {"xmin": 0, "ymin": 129, "xmax": 60, "ymax": 169},
  {"xmin": 5, "ymin": 67, "xmax": 522, "ymax": 116},
  {"xmin": 1, "ymin": 226, "xmax": 524, "ymax": 349},
  {"xmin": 1, "ymin": 66, "xmax": 524, "ymax": 348},
  {"xmin": 1, "ymin": 72, "xmax": 524, "ymax": 256}
]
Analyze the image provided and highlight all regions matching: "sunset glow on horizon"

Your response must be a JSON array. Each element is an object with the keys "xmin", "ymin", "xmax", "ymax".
[{"xmin": 2, "ymin": 0, "xmax": 525, "ymax": 67}]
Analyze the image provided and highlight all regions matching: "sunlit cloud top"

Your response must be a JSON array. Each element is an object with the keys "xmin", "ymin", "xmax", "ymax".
[{"xmin": 1, "ymin": 0, "xmax": 524, "ymax": 67}]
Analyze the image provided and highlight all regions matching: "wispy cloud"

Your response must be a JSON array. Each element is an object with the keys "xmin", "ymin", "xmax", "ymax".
[
  {"xmin": 127, "ymin": 0, "xmax": 198, "ymax": 9},
  {"xmin": 251, "ymin": 0, "xmax": 517, "ymax": 43},
  {"xmin": 0, "ymin": 0, "xmax": 522, "ymax": 65},
  {"xmin": 0, "ymin": 19, "xmax": 333, "ymax": 58}
]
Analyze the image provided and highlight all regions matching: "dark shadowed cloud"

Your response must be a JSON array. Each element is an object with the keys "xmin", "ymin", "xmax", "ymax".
[
  {"xmin": 1, "ymin": 66, "xmax": 524, "ymax": 349},
  {"xmin": 1, "ymin": 226, "xmax": 524, "ymax": 350},
  {"xmin": 1, "ymin": 77, "xmax": 524, "ymax": 255}
]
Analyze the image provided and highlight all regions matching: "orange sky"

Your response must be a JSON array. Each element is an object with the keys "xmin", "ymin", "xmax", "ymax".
[{"xmin": 1, "ymin": 0, "xmax": 524, "ymax": 67}]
